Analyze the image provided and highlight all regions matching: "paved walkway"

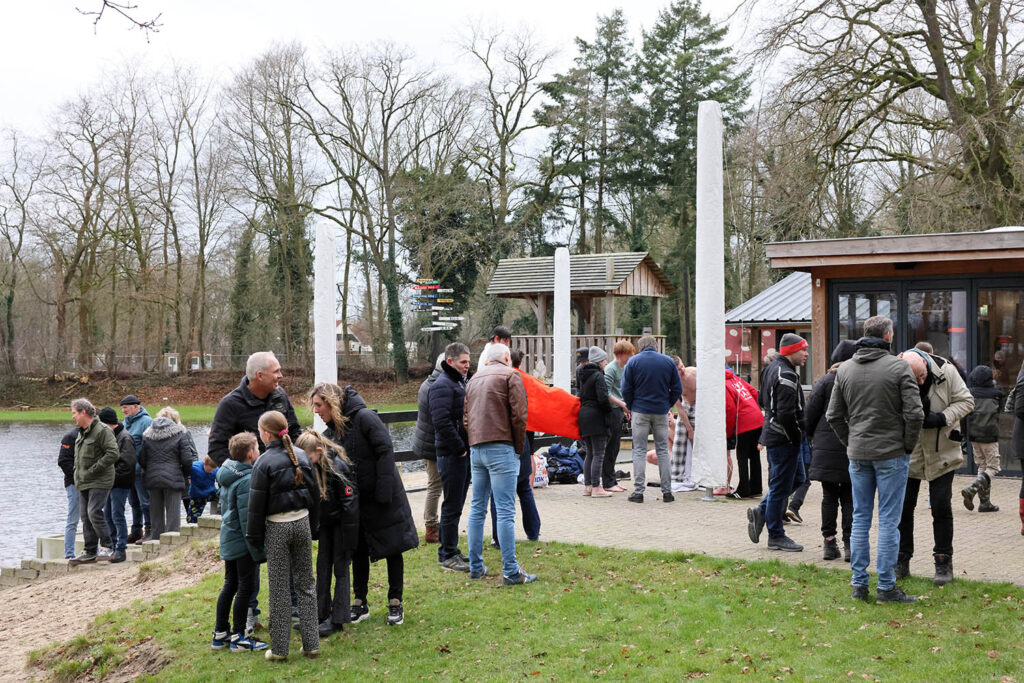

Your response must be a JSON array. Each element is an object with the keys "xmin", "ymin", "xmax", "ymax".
[{"xmin": 400, "ymin": 451, "xmax": 1024, "ymax": 586}]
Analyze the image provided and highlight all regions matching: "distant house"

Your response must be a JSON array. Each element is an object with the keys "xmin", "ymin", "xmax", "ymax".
[
  {"xmin": 725, "ymin": 272, "xmax": 812, "ymax": 386},
  {"xmin": 335, "ymin": 322, "xmax": 372, "ymax": 354}
]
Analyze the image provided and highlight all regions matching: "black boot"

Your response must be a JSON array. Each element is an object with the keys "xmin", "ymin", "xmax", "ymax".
[
  {"xmin": 135, "ymin": 526, "xmax": 152, "ymax": 544},
  {"xmin": 843, "ymin": 541, "xmax": 851, "ymax": 563},
  {"xmin": 894, "ymin": 552, "xmax": 911, "ymax": 580},
  {"xmin": 126, "ymin": 527, "xmax": 142, "ymax": 545},
  {"xmin": 978, "ymin": 475, "xmax": 999, "ymax": 512},
  {"xmin": 823, "ymin": 537, "xmax": 841, "ymax": 560},
  {"xmin": 933, "ymin": 553, "xmax": 953, "ymax": 586},
  {"xmin": 961, "ymin": 473, "xmax": 988, "ymax": 511}
]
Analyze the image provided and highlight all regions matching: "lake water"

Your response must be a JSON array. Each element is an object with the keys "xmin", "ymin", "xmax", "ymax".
[{"xmin": 0, "ymin": 421, "xmax": 416, "ymax": 566}]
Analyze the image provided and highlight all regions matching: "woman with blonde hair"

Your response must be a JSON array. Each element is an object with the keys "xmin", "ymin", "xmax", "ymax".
[
  {"xmin": 246, "ymin": 411, "xmax": 320, "ymax": 661},
  {"xmin": 138, "ymin": 406, "xmax": 197, "ymax": 538},
  {"xmin": 308, "ymin": 382, "xmax": 417, "ymax": 627}
]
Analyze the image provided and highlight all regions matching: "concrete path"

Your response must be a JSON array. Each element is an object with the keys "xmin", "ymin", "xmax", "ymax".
[{"xmin": 400, "ymin": 452, "xmax": 1023, "ymax": 586}]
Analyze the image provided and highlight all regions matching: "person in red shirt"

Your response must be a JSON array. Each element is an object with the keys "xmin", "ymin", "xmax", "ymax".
[{"xmin": 726, "ymin": 368, "xmax": 764, "ymax": 499}]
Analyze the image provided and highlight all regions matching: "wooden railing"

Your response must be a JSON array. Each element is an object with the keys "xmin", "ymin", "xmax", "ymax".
[{"xmin": 512, "ymin": 334, "xmax": 667, "ymax": 377}]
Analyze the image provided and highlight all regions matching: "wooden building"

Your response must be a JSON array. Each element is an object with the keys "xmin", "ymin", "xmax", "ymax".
[{"xmin": 486, "ymin": 252, "xmax": 675, "ymax": 376}]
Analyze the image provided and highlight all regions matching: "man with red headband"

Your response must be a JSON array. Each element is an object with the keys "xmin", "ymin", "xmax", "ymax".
[{"xmin": 747, "ymin": 333, "xmax": 809, "ymax": 552}]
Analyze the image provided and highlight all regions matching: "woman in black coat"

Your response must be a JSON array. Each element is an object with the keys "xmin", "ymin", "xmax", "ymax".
[
  {"xmin": 805, "ymin": 339, "xmax": 858, "ymax": 562},
  {"xmin": 577, "ymin": 346, "xmax": 613, "ymax": 498},
  {"xmin": 309, "ymin": 382, "xmax": 417, "ymax": 628}
]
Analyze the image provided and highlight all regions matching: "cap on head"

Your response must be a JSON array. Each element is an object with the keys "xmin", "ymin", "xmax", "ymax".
[
  {"xmin": 588, "ymin": 346, "xmax": 608, "ymax": 364},
  {"xmin": 779, "ymin": 333, "xmax": 808, "ymax": 356},
  {"xmin": 98, "ymin": 407, "xmax": 119, "ymax": 425},
  {"xmin": 575, "ymin": 347, "xmax": 589, "ymax": 364},
  {"xmin": 119, "ymin": 395, "xmax": 141, "ymax": 406}
]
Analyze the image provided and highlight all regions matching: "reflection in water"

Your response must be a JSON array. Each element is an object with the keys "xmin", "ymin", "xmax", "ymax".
[{"xmin": 0, "ymin": 422, "xmax": 415, "ymax": 565}]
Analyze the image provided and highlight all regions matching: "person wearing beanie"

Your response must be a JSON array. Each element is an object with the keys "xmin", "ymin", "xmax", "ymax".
[
  {"xmin": 99, "ymin": 407, "xmax": 137, "ymax": 563},
  {"xmin": 962, "ymin": 364, "xmax": 1002, "ymax": 513},
  {"xmin": 747, "ymin": 332, "xmax": 809, "ymax": 553},
  {"xmin": 577, "ymin": 346, "xmax": 613, "ymax": 497},
  {"xmin": 805, "ymin": 340, "xmax": 858, "ymax": 561}
]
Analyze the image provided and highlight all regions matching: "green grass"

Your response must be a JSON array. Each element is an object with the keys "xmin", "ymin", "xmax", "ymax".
[
  {"xmin": 0, "ymin": 403, "xmax": 418, "ymax": 425},
  {"xmin": 26, "ymin": 539, "xmax": 1024, "ymax": 681}
]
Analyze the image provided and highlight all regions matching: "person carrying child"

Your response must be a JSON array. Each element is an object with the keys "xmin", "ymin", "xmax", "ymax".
[
  {"xmin": 962, "ymin": 364, "xmax": 1003, "ymax": 512},
  {"xmin": 212, "ymin": 432, "xmax": 268, "ymax": 652},
  {"xmin": 246, "ymin": 411, "xmax": 321, "ymax": 662},
  {"xmin": 186, "ymin": 456, "xmax": 220, "ymax": 523},
  {"xmin": 295, "ymin": 429, "xmax": 359, "ymax": 638}
]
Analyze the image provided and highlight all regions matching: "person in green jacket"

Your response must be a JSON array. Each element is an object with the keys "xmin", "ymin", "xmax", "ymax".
[
  {"xmin": 69, "ymin": 398, "xmax": 120, "ymax": 565},
  {"xmin": 212, "ymin": 431, "xmax": 268, "ymax": 652}
]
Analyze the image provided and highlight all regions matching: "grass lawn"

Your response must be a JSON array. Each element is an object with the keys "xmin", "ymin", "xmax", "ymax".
[
  {"xmin": 27, "ymin": 539, "xmax": 1024, "ymax": 681},
  {"xmin": 0, "ymin": 403, "xmax": 417, "ymax": 425}
]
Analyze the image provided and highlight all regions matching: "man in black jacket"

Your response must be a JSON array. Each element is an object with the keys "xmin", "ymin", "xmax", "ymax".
[
  {"xmin": 748, "ymin": 333, "xmax": 808, "ymax": 553},
  {"xmin": 59, "ymin": 427, "xmax": 79, "ymax": 559},
  {"xmin": 413, "ymin": 354, "xmax": 445, "ymax": 543},
  {"xmin": 429, "ymin": 342, "xmax": 472, "ymax": 571},
  {"xmin": 99, "ymin": 407, "xmax": 136, "ymax": 563},
  {"xmin": 207, "ymin": 351, "xmax": 301, "ymax": 466}
]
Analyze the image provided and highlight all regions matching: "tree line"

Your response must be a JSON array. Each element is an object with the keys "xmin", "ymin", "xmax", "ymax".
[{"xmin": 2, "ymin": 0, "xmax": 1019, "ymax": 382}]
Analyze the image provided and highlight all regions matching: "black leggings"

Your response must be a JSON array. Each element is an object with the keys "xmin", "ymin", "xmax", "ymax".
[
  {"xmin": 899, "ymin": 471, "xmax": 954, "ymax": 558},
  {"xmin": 352, "ymin": 531, "xmax": 404, "ymax": 603},
  {"xmin": 216, "ymin": 554, "xmax": 257, "ymax": 635},
  {"xmin": 820, "ymin": 480, "xmax": 852, "ymax": 542}
]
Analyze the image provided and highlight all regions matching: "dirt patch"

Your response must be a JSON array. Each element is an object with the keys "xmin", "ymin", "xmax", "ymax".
[
  {"xmin": 1, "ymin": 365, "xmax": 427, "ymax": 411},
  {"xmin": 1, "ymin": 546, "xmax": 220, "ymax": 682},
  {"xmin": 101, "ymin": 638, "xmax": 171, "ymax": 683}
]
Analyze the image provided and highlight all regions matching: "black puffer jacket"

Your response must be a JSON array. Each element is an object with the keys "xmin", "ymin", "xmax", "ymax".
[
  {"xmin": 412, "ymin": 367, "xmax": 442, "ymax": 460},
  {"xmin": 207, "ymin": 377, "xmax": 302, "ymax": 465},
  {"xmin": 576, "ymin": 362, "xmax": 611, "ymax": 437},
  {"xmin": 967, "ymin": 365, "xmax": 1003, "ymax": 443},
  {"xmin": 324, "ymin": 386, "xmax": 418, "ymax": 561},
  {"xmin": 111, "ymin": 424, "xmax": 137, "ymax": 489},
  {"xmin": 807, "ymin": 340, "xmax": 857, "ymax": 484},
  {"xmin": 246, "ymin": 441, "xmax": 320, "ymax": 552},
  {"xmin": 139, "ymin": 418, "xmax": 197, "ymax": 491},
  {"xmin": 58, "ymin": 428, "xmax": 78, "ymax": 488},
  {"xmin": 319, "ymin": 456, "xmax": 359, "ymax": 551},
  {"xmin": 429, "ymin": 362, "xmax": 469, "ymax": 458}
]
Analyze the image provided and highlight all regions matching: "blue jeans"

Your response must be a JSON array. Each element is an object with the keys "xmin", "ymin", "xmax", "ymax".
[
  {"xmin": 490, "ymin": 443, "xmax": 541, "ymax": 542},
  {"xmin": 103, "ymin": 487, "xmax": 130, "ymax": 551},
  {"xmin": 437, "ymin": 454, "xmax": 471, "ymax": 562},
  {"xmin": 849, "ymin": 456, "xmax": 910, "ymax": 591},
  {"xmin": 468, "ymin": 442, "xmax": 520, "ymax": 578},
  {"xmin": 133, "ymin": 463, "xmax": 150, "ymax": 528},
  {"xmin": 758, "ymin": 444, "xmax": 805, "ymax": 539},
  {"xmin": 64, "ymin": 484, "xmax": 80, "ymax": 558},
  {"xmin": 631, "ymin": 412, "xmax": 670, "ymax": 494}
]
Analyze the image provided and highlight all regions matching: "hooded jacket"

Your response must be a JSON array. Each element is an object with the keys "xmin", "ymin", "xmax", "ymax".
[
  {"xmin": 217, "ymin": 458, "xmax": 265, "ymax": 562},
  {"xmin": 725, "ymin": 369, "xmax": 763, "ymax": 437},
  {"xmin": 324, "ymin": 386, "xmax": 418, "ymax": 560},
  {"xmin": 318, "ymin": 456, "xmax": 359, "ymax": 551},
  {"xmin": 245, "ymin": 441, "xmax": 320, "ymax": 552},
  {"xmin": 59, "ymin": 427, "xmax": 78, "ymax": 488},
  {"xmin": 412, "ymin": 366, "xmax": 442, "ymax": 460},
  {"xmin": 966, "ymin": 365, "xmax": 1002, "ymax": 443},
  {"xmin": 909, "ymin": 352, "xmax": 973, "ymax": 481},
  {"xmin": 139, "ymin": 418, "xmax": 197, "ymax": 490},
  {"xmin": 74, "ymin": 418, "xmax": 120, "ymax": 491},
  {"xmin": 576, "ymin": 362, "xmax": 611, "ymax": 437},
  {"xmin": 207, "ymin": 377, "xmax": 301, "ymax": 466},
  {"xmin": 806, "ymin": 340, "xmax": 857, "ymax": 483},
  {"xmin": 827, "ymin": 337, "xmax": 924, "ymax": 461},
  {"xmin": 429, "ymin": 361, "xmax": 470, "ymax": 458},
  {"xmin": 111, "ymin": 424, "xmax": 137, "ymax": 489},
  {"xmin": 122, "ymin": 406, "xmax": 152, "ymax": 452}
]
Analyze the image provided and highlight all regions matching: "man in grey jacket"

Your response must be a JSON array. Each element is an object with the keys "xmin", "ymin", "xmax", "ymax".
[{"xmin": 827, "ymin": 315, "xmax": 924, "ymax": 603}]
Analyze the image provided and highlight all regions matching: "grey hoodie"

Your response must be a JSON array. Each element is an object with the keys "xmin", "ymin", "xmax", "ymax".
[{"xmin": 826, "ymin": 338, "xmax": 924, "ymax": 461}]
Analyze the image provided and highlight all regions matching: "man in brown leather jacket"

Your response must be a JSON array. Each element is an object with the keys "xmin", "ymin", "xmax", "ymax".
[{"xmin": 462, "ymin": 343, "xmax": 535, "ymax": 584}]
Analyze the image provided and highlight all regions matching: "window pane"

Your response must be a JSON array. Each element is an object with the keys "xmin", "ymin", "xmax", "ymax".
[
  {"xmin": 906, "ymin": 290, "xmax": 967, "ymax": 370},
  {"xmin": 977, "ymin": 289, "xmax": 1024, "ymax": 470},
  {"xmin": 837, "ymin": 292, "xmax": 898, "ymax": 341}
]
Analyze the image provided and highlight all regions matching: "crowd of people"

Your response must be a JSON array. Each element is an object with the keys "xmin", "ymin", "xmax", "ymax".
[{"xmin": 56, "ymin": 321, "xmax": 1024, "ymax": 660}]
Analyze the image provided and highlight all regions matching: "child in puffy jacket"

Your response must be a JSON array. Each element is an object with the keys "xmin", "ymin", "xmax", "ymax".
[
  {"xmin": 962, "ymin": 365, "xmax": 1003, "ymax": 512},
  {"xmin": 186, "ymin": 456, "xmax": 219, "ymax": 523},
  {"xmin": 295, "ymin": 430, "xmax": 359, "ymax": 638}
]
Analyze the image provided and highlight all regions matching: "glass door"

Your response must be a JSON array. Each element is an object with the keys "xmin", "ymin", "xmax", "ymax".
[
  {"xmin": 977, "ymin": 287, "xmax": 1024, "ymax": 471},
  {"xmin": 906, "ymin": 288, "xmax": 968, "ymax": 373}
]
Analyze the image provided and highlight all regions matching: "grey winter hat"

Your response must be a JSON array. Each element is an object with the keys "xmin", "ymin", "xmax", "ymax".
[
  {"xmin": 588, "ymin": 346, "xmax": 609, "ymax": 364},
  {"xmin": 779, "ymin": 333, "xmax": 808, "ymax": 356}
]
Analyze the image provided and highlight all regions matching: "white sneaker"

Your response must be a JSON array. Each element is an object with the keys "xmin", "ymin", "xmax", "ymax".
[{"xmin": 95, "ymin": 547, "xmax": 114, "ymax": 561}]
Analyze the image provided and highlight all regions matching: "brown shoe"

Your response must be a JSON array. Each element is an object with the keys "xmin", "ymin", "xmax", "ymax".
[{"xmin": 424, "ymin": 524, "xmax": 439, "ymax": 544}]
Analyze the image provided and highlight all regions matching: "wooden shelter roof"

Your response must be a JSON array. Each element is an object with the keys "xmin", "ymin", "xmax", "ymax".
[{"xmin": 486, "ymin": 252, "xmax": 675, "ymax": 298}]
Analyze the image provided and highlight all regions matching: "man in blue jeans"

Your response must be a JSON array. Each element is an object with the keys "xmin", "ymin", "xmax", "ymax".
[
  {"xmin": 621, "ymin": 336, "xmax": 682, "ymax": 503},
  {"xmin": 747, "ymin": 333, "xmax": 809, "ymax": 552},
  {"xmin": 463, "ymin": 343, "xmax": 535, "ymax": 584},
  {"xmin": 827, "ymin": 315, "xmax": 924, "ymax": 603}
]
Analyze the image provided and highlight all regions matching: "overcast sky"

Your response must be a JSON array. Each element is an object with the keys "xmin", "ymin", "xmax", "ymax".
[{"xmin": 1, "ymin": 0, "xmax": 752, "ymax": 135}]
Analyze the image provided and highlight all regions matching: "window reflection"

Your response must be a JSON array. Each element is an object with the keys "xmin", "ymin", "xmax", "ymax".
[
  {"xmin": 907, "ymin": 290, "xmax": 967, "ymax": 374},
  {"xmin": 838, "ymin": 292, "xmax": 897, "ymax": 341}
]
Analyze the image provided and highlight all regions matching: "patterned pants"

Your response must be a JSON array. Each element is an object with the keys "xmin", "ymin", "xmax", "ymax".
[{"xmin": 266, "ymin": 517, "xmax": 319, "ymax": 657}]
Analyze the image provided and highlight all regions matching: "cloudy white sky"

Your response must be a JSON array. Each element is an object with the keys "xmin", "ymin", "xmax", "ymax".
[{"xmin": 1, "ymin": 0, "xmax": 753, "ymax": 134}]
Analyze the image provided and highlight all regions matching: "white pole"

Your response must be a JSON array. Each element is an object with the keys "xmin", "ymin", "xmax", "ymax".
[
  {"xmin": 693, "ymin": 101, "xmax": 728, "ymax": 495},
  {"xmin": 313, "ymin": 222, "xmax": 337, "ymax": 431},
  {"xmin": 553, "ymin": 247, "xmax": 571, "ymax": 392}
]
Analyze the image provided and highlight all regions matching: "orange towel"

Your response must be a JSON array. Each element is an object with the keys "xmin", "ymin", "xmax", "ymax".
[{"xmin": 516, "ymin": 369, "xmax": 581, "ymax": 440}]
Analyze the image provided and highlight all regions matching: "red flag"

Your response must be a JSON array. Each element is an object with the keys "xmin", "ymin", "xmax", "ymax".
[{"xmin": 516, "ymin": 369, "xmax": 581, "ymax": 440}]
